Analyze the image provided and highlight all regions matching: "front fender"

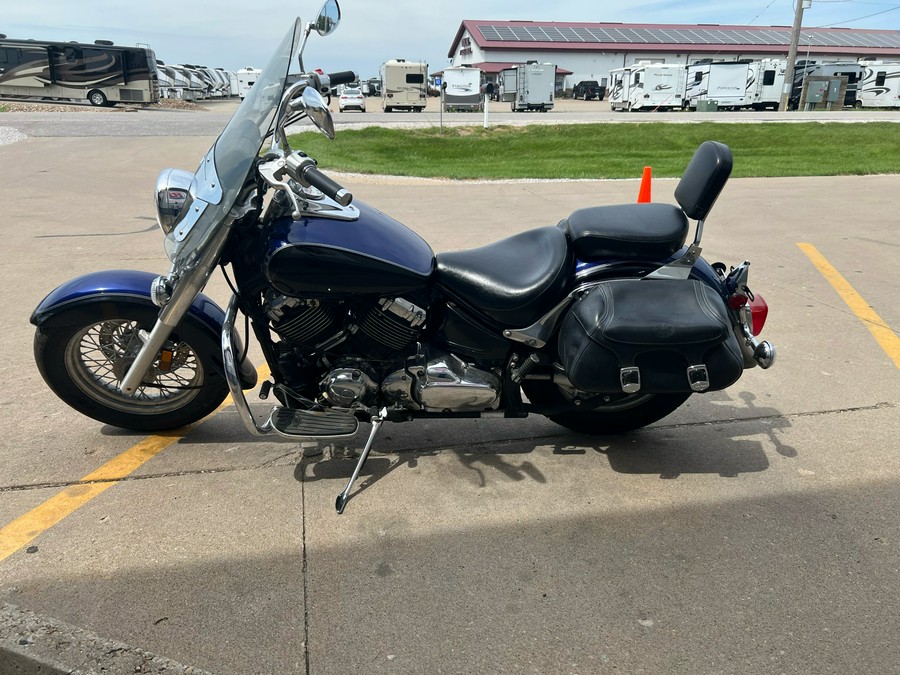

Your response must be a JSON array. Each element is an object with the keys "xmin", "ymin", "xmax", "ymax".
[{"xmin": 31, "ymin": 269, "xmax": 257, "ymax": 389}]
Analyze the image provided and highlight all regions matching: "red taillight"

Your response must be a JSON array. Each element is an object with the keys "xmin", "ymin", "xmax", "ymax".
[{"xmin": 749, "ymin": 293, "xmax": 768, "ymax": 335}]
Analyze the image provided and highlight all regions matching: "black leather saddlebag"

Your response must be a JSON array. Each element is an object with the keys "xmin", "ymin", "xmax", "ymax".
[{"xmin": 558, "ymin": 279, "xmax": 743, "ymax": 394}]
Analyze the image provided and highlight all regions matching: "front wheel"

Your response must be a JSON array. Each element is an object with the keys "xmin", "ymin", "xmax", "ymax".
[
  {"xmin": 522, "ymin": 381, "xmax": 690, "ymax": 435},
  {"xmin": 87, "ymin": 89, "xmax": 108, "ymax": 107},
  {"xmin": 34, "ymin": 303, "xmax": 229, "ymax": 431}
]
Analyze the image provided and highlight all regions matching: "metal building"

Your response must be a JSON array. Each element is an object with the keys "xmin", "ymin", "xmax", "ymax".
[{"xmin": 447, "ymin": 21, "xmax": 900, "ymax": 91}]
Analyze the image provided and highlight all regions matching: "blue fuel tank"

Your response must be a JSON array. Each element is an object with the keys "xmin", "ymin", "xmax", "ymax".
[{"xmin": 264, "ymin": 200, "xmax": 435, "ymax": 298}]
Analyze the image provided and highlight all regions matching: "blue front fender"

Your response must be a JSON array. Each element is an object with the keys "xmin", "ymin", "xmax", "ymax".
[
  {"xmin": 31, "ymin": 269, "xmax": 257, "ymax": 389},
  {"xmin": 30, "ymin": 269, "xmax": 226, "ymax": 333}
]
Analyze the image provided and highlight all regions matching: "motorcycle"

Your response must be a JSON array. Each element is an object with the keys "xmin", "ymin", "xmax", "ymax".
[{"xmin": 30, "ymin": 1, "xmax": 775, "ymax": 513}]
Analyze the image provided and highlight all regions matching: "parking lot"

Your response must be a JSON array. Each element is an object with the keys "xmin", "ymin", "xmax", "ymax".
[{"xmin": 1, "ymin": 106, "xmax": 899, "ymax": 673}]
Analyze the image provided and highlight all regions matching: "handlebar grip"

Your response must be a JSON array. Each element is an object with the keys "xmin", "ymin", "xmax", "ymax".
[
  {"xmin": 299, "ymin": 164, "xmax": 353, "ymax": 207},
  {"xmin": 327, "ymin": 71, "xmax": 357, "ymax": 87}
]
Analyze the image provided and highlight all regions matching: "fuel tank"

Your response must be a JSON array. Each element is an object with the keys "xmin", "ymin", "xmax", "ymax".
[{"xmin": 264, "ymin": 200, "xmax": 435, "ymax": 298}]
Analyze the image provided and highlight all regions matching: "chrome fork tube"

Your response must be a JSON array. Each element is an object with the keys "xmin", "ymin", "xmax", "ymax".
[{"xmin": 120, "ymin": 222, "xmax": 233, "ymax": 395}]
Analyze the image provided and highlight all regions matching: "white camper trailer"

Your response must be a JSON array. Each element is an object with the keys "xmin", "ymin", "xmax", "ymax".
[
  {"xmin": 501, "ymin": 62, "xmax": 555, "ymax": 112},
  {"xmin": 685, "ymin": 61, "xmax": 753, "ymax": 109},
  {"xmin": 748, "ymin": 59, "xmax": 786, "ymax": 110},
  {"xmin": 236, "ymin": 67, "xmax": 262, "ymax": 100},
  {"xmin": 442, "ymin": 66, "xmax": 483, "ymax": 111},
  {"xmin": 609, "ymin": 64, "xmax": 684, "ymax": 111},
  {"xmin": 381, "ymin": 59, "xmax": 427, "ymax": 112},
  {"xmin": 856, "ymin": 61, "xmax": 900, "ymax": 108}
]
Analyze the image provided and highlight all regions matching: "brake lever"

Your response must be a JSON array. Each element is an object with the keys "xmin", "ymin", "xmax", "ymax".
[{"xmin": 258, "ymin": 157, "xmax": 307, "ymax": 220}]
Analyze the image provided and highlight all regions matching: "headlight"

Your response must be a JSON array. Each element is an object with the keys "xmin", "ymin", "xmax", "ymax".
[{"xmin": 155, "ymin": 168, "xmax": 195, "ymax": 235}]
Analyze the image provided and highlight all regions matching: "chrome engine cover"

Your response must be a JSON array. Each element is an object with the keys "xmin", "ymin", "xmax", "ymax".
[
  {"xmin": 381, "ymin": 350, "xmax": 500, "ymax": 413},
  {"xmin": 323, "ymin": 367, "xmax": 377, "ymax": 407}
]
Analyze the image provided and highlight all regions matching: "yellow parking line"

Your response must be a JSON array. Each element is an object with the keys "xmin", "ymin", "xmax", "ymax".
[
  {"xmin": 798, "ymin": 242, "xmax": 900, "ymax": 370},
  {"xmin": 0, "ymin": 365, "xmax": 270, "ymax": 562}
]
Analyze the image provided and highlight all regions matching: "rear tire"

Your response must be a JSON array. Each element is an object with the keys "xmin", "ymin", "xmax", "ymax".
[
  {"xmin": 34, "ymin": 303, "xmax": 229, "ymax": 431},
  {"xmin": 522, "ymin": 380, "xmax": 690, "ymax": 435}
]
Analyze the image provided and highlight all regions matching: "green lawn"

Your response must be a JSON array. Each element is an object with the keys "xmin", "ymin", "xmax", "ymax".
[{"xmin": 287, "ymin": 122, "xmax": 900, "ymax": 179}]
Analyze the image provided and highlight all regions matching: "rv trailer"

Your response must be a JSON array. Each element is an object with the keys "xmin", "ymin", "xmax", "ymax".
[
  {"xmin": 790, "ymin": 61, "xmax": 864, "ymax": 108},
  {"xmin": 236, "ymin": 67, "xmax": 262, "ymax": 100},
  {"xmin": 609, "ymin": 64, "xmax": 685, "ymax": 111},
  {"xmin": 442, "ymin": 66, "xmax": 482, "ymax": 111},
  {"xmin": 856, "ymin": 61, "xmax": 900, "ymax": 108},
  {"xmin": 502, "ymin": 62, "xmax": 555, "ymax": 112},
  {"xmin": 381, "ymin": 59, "xmax": 427, "ymax": 112},
  {"xmin": 0, "ymin": 36, "xmax": 158, "ymax": 106},
  {"xmin": 684, "ymin": 60, "xmax": 753, "ymax": 109}
]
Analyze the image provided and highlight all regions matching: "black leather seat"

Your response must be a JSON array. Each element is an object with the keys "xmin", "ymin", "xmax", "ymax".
[
  {"xmin": 435, "ymin": 226, "xmax": 572, "ymax": 327},
  {"xmin": 559, "ymin": 202, "xmax": 689, "ymax": 261}
]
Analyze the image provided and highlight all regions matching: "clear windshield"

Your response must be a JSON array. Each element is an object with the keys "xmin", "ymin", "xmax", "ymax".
[{"xmin": 163, "ymin": 18, "xmax": 303, "ymax": 265}]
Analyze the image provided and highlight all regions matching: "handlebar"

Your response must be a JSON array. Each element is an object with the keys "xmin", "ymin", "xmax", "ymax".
[
  {"xmin": 326, "ymin": 71, "xmax": 357, "ymax": 87},
  {"xmin": 298, "ymin": 162, "xmax": 352, "ymax": 206},
  {"xmin": 275, "ymin": 153, "xmax": 352, "ymax": 206}
]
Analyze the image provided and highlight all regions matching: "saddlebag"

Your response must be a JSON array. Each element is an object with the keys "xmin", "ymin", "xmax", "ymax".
[{"xmin": 558, "ymin": 279, "xmax": 743, "ymax": 394}]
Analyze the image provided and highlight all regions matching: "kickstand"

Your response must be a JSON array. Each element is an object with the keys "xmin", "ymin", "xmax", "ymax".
[{"xmin": 335, "ymin": 407, "xmax": 387, "ymax": 514}]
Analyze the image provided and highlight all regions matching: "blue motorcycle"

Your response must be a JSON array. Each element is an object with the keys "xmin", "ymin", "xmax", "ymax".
[{"xmin": 30, "ymin": 1, "xmax": 775, "ymax": 512}]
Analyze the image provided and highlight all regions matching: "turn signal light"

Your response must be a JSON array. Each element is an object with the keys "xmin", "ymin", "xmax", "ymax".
[{"xmin": 727, "ymin": 293, "xmax": 749, "ymax": 310}]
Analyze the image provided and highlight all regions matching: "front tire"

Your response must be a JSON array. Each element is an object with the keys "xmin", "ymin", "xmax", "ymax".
[
  {"xmin": 87, "ymin": 89, "xmax": 108, "ymax": 107},
  {"xmin": 34, "ymin": 304, "xmax": 229, "ymax": 431},
  {"xmin": 522, "ymin": 380, "xmax": 690, "ymax": 435}
]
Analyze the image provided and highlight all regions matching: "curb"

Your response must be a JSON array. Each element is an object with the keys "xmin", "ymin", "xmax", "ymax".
[{"xmin": 0, "ymin": 602, "xmax": 212, "ymax": 674}]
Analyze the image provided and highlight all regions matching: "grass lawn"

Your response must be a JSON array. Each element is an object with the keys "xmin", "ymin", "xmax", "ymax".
[{"xmin": 287, "ymin": 122, "xmax": 900, "ymax": 179}]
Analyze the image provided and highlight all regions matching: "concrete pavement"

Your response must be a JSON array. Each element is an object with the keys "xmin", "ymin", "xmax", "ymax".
[{"xmin": 0, "ymin": 117, "xmax": 898, "ymax": 673}]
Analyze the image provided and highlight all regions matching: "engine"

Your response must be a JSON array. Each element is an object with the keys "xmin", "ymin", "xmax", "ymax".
[{"xmin": 263, "ymin": 291, "xmax": 501, "ymax": 412}]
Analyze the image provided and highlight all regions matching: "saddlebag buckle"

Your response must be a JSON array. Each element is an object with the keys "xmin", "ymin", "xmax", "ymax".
[
  {"xmin": 620, "ymin": 367, "xmax": 641, "ymax": 394},
  {"xmin": 686, "ymin": 365, "xmax": 710, "ymax": 392}
]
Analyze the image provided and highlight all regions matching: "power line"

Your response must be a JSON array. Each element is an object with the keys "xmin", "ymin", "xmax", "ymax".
[{"xmin": 813, "ymin": 5, "xmax": 900, "ymax": 26}]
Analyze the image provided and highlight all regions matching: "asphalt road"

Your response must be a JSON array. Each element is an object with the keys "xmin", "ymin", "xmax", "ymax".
[{"xmin": 0, "ymin": 105, "xmax": 898, "ymax": 674}]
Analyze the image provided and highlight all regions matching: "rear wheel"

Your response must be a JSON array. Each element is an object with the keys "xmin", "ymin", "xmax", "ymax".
[
  {"xmin": 522, "ymin": 380, "xmax": 690, "ymax": 435},
  {"xmin": 34, "ymin": 304, "xmax": 228, "ymax": 431}
]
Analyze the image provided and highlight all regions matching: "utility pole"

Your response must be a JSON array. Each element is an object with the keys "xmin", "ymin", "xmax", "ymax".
[{"xmin": 779, "ymin": 0, "xmax": 812, "ymax": 111}]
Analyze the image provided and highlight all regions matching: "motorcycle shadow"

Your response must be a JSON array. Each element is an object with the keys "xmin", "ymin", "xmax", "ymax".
[{"xmin": 295, "ymin": 389, "xmax": 794, "ymax": 499}]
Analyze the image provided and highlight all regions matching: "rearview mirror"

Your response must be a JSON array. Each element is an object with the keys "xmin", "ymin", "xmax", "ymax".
[{"xmin": 315, "ymin": 0, "xmax": 341, "ymax": 36}]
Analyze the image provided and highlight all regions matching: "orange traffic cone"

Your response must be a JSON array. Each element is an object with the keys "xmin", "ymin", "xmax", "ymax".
[{"xmin": 637, "ymin": 166, "xmax": 652, "ymax": 203}]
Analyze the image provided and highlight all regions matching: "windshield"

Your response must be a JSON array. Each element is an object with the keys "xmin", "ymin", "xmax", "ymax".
[{"xmin": 164, "ymin": 18, "xmax": 303, "ymax": 264}]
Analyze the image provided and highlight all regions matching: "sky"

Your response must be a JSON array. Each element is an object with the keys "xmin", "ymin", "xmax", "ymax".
[{"xmin": 3, "ymin": 0, "xmax": 899, "ymax": 79}]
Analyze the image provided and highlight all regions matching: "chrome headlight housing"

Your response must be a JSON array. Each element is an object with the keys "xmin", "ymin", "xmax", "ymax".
[{"xmin": 154, "ymin": 168, "xmax": 195, "ymax": 235}]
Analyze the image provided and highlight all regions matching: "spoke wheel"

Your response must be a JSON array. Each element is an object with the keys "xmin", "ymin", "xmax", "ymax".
[
  {"xmin": 66, "ymin": 319, "xmax": 204, "ymax": 414},
  {"xmin": 35, "ymin": 302, "xmax": 229, "ymax": 431}
]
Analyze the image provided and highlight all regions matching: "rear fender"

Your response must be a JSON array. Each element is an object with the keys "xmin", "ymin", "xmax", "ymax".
[{"xmin": 31, "ymin": 269, "xmax": 257, "ymax": 389}]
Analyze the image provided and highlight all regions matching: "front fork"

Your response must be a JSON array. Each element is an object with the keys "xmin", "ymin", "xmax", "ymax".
[{"xmin": 119, "ymin": 221, "xmax": 234, "ymax": 395}]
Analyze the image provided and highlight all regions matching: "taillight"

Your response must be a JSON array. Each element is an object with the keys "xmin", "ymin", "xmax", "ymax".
[{"xmin": 749, "ymin": 293, "xmax": 768, "ymax": 335}]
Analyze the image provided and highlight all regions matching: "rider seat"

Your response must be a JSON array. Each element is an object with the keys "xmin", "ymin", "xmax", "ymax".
[{"xmin": 435, "ymin": 226, "xmax": 572, "ymax": 327}]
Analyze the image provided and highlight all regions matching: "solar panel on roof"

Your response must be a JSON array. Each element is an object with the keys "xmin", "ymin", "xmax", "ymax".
[{"xmin": 470, "ymin": 22, "xmax": 900, "ymax": 50}]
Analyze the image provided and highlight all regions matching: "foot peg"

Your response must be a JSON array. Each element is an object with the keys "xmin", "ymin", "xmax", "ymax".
[{"xmin": 268, "ymin": 406, "xmax": 359, "ymax": 438}]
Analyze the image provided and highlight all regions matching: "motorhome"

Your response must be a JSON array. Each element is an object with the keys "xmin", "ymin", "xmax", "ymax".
[
  {"xmin": 501, "ymin": 62, "xmax": 555, "ymax": 112},
  {"xmin": 236, "ymin": 67, "xmax": 262, "ymax": 100},
  {"xmin": 381, "ymin": 59, "xmax": 427, "ymax": 112},
  {"xmin": 442, "ymin": 66, "xmax": 483, "ymax": 111},
  {"xmin": 0, "ymin": 36, "xmax": 158, "ymax": 106},
  {"xmin": 856, "ymin": 61, "xmax": 900, "ymax": 108},
  {"xmin": 609, "ymin": 64, "xmax": 685, "ymax": 111}
]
